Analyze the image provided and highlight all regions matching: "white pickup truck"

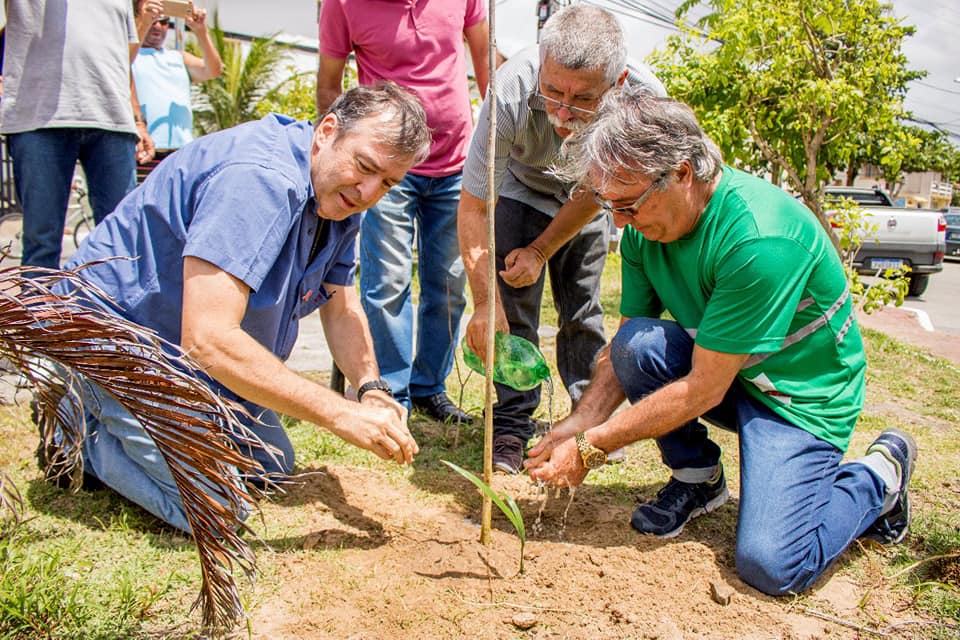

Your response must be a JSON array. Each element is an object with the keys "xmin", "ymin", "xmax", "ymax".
[{"xmin": 826, "ymin": 186, "xmax": 947, "ymax": 297}]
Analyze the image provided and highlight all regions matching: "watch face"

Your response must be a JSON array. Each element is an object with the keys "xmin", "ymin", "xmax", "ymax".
[{"xmin": 584, "ymin": 449, "xmax": 607, "ymax": 469}]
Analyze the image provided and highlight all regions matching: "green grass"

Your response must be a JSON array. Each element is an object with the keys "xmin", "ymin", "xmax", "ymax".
[{"xmin": 2, "ymin": 253, "xmax": 959, "ymax": 637}]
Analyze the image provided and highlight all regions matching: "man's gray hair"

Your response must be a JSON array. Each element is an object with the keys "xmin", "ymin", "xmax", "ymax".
[
  {"xmin": 538, "ymin": 5, "xmax": 627, "ymax": 84},
  {"xmin": 323, "ymin": 81, "xmax": 431, "ymax": 165},
  {"xmin": 555, "ymin": 88, "xmax": 723, "ymax": 189}
]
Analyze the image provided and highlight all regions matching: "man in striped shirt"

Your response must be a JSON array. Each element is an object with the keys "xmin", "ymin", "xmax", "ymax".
[{"xmin": 458, "ymin": 4, "xmax": 665, "ymax": 473}]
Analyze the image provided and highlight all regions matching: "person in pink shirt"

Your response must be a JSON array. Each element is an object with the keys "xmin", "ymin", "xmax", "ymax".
[{"xmin": 317, "ymin": 0, "xmax": 489, "ymax": 424}]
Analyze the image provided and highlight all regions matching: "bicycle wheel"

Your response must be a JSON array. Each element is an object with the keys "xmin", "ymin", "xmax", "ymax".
[
  {"xmin": 0, "ymin": 212, "xmax": 24, "ymax": 261},
  {"xmin": 73, "ymin": 213, "xmax": 94, "ymax": 249}
]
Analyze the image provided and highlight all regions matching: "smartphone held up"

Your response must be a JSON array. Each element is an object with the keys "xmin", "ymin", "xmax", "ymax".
[{"xmin": 161, "ymin": 0, "xmax": 193, "ymax": 19}]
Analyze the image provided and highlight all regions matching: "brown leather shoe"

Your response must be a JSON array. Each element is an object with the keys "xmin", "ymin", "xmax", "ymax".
[{"xmin": 492, "ymin": 434, "xmax": 525, "ymax": 474}]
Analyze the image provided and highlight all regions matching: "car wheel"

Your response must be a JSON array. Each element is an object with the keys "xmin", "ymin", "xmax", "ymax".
[{"xmin": 907, "ymin": 273, "xmax": 929, "ymax": 297}]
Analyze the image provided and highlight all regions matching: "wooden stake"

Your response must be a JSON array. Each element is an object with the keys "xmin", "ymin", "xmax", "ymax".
[{"xmin": 480, "ymin": 0, "xmax": 498, "ymax": 545}]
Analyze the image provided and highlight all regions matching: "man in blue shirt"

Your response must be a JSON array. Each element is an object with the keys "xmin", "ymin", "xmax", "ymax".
[{"xmin": 55, "ymin": 83, "xmax": 429, "ymax": 532}]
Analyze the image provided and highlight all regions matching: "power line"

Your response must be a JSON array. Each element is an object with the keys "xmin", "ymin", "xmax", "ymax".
[{"xmin": 912, "ymin": 80, "xmax": 960, "ymax": 96}]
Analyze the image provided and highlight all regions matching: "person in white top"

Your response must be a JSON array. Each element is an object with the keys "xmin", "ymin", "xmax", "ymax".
[{"xmin": 0, "ymin": 0, "xmax": 156, "ymax": 269}]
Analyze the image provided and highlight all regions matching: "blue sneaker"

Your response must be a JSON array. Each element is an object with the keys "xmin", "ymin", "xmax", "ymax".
[
  {"xmin": 631, "ymin": 468, "xmax": 729, "ymax": 538},
  {"xmin": 861, "ymin": 429, "xmax": 917, "ymax": 545}
]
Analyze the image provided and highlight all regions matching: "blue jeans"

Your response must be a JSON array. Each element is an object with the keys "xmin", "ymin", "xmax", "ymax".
[
  {"xmin": 68, "ymin": 373, "xmax": 294, "ymax": 533},
  {"xmin": 359, "ymin": 172, "xmax": 466, "ymax": 408},
  {"xmin": 9, "ymin": 128, "xmax": 136, "ymax": 269},
  {"xmin": 493, "ymin": 197, "xmax": 608, "ymax": 441},
  {"xmin": 610, "ymin": 318, "xmax": 887, "ymax": 595}
]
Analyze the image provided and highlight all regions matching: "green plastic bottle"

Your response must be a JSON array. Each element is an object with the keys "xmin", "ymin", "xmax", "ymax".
[{"xmin": 461, "ymin": 332, "xmax": 551, "ymax": 391}]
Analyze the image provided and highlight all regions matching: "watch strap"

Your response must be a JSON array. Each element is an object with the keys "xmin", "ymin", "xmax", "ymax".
[{"xmin": 356, "ymin": 378, "xmax": 392, "ymax": 403}]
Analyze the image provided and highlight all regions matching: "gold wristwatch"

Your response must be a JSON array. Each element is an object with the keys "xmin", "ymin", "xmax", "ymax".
[{"xmin": 575, "ymin": 432, "xmax": 607, "ymax": 469}]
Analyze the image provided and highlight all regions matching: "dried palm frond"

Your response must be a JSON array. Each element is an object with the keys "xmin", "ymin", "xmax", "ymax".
[
  {"xmin": 0, "ymin": 261, "xmax": 277, "ymax": 630},
  {"xmin": 0, "ymin": 469, "xmax": 23, "ymax": 524}
]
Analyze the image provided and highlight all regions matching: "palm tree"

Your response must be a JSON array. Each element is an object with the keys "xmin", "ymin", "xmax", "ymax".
[
  {"xmin": 191, "ymin": 11, "xmax": 291, "ymax": 134},
  {"xmin": 0, "ymin": 261, "xmax": 272, "ymax": 631}
]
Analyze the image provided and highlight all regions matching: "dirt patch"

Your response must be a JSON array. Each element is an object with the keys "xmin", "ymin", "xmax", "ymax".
[{"xmin": 234, "ymin": 465, "xmax": 925, "ymax": 640}]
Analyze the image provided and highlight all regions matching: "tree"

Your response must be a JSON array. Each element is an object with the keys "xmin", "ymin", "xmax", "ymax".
[
  {"xmin": 255, "ymin": 65, "xmax": 318, "ymax": 122},
  {"xmin": 190, "ymin": 12, "xmax": 291, "ymax": 134},
  {"xmin": 255, "ymin": 60, "xmax": 359, "ymax": 123},
  {"xmin": 650, "ymin": 0, "xmax": 922, "ymax": 236}
]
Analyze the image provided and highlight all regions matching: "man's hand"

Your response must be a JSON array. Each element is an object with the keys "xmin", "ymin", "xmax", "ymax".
[
  {"xmin": 525, "ymin": 415, "xmax": 582, "ymax": 462},
  {"xmin": 138, "ymin": 0, "xmax": 162, "ymax": 20},
  {"xmin": 360, "ymin": 388, "xmax": 408, "ymax": 424},
  {"xmin": 136, "ymin": 124, "xmax": 155, "ymax": 163},
  {"xmin": 185, "ymin": 6, "xmax": 208, "ymax": 31},
  {"xmin": 135, "ymin": 0, "xmax": 163, "ymax": 38},
  {"xmin": 464, "ymin": 300, "xmax": 510, "ymax": 365},
  {"xmin": 329, "ymin": 401, "xmax": 419, "ymax": 465},
  {"xmin": 526, "ymin": 436, "xmax": 588, "ymax": 487},
  {"xmin": 500, "ymin": 245, "xmax": 546, "ymax": 288}
]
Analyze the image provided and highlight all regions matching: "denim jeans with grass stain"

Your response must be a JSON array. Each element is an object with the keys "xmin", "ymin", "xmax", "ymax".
[
  {"xmin": 359, "ymin": 172, "xmax": 466, "ymax": 409},
  {"xmin": 68, "ymin": 374, "xmax": 294, "ymax": 533},
  {"xmin": 610, "ymin": 317, "xmax": 888, "ymax": 595}
]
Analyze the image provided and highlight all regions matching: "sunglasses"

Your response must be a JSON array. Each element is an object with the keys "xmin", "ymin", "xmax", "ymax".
[
  {"xmin": 153, "ymin": 17, "xmax": 172, "ymax": 27},
  {"xmin": 594, "ymin": 172, "xmax": 670, "ymax": 216}
]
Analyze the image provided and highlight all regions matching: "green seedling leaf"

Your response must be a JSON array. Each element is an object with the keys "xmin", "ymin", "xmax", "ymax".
[
  {"xmin": 502, "ymin": 493, "xmax": 526, "ymax": 574},
  {"xmin": 442, "ymin": 460, "xmax": 526, "ymax": 574}
]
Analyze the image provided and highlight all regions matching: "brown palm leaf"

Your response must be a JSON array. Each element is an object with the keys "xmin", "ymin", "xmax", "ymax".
[
  {"xmin": 0, "ymin": 469, "xmax": 23, "ymax": 524},
  {"xmin": 0, "ymin": 261, "xmax": 278, "ymax": 630}
]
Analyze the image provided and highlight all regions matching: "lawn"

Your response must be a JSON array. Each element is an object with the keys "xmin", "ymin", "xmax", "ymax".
[{"xmin": 1, "ymin": 253, "xmax": 958, "ymax": 639}]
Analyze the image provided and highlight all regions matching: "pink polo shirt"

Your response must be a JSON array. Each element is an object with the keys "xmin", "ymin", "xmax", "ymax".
[{"xmin": 319, "ymin": 0, "xmax": 486, "ymax": 177}]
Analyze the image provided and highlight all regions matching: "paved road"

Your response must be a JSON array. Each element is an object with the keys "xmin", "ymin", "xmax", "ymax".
[{"xmin": 904, "ymin": 259, "xmax": 960, "ymax": 335}]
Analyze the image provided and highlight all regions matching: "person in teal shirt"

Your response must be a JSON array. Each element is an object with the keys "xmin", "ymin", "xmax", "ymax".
[
  {"xmin": 132, "ymin": 0, "xmax": 221, "ymax": 178},
  {"xmin": 526, "ymin": 91, "xmax": 917, "ymax": 596}
]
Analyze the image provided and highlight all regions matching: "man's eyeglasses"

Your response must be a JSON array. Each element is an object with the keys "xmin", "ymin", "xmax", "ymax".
[
  {"xmin": 153, "ymin": 17, "xmax": 172, "ymax": 27},
  {"xmin": 594, "ymin": 172, "xmax": 670, "ymax": 216},
  {"xmin": 535, "ymin": 92, "xmax": 598, "ymax": 118}
]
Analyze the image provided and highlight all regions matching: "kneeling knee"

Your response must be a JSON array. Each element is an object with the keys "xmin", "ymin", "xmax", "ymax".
[{"xmin": 735, "ymin": 540, "xmax": 812, "ymax": 597}]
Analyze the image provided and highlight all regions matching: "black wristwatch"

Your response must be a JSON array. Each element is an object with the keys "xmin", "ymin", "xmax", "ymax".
[{"xmin": 356, "ymin": 378, "xmax": 392, "ymax": 402}]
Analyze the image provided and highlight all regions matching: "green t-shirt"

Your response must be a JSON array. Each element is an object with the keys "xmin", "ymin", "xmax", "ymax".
[{"xmin": 620, "ymin": 167, "xmax": 865, "ymax": 451}]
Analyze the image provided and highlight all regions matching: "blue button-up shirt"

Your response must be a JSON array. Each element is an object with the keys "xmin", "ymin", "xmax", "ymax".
[{"xmin": 62, "ymin": 114, "xmax": 359, "ymax": 372}]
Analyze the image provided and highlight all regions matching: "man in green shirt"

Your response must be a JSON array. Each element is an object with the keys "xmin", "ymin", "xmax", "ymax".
[{"xmin": 525, "ymin": 91, "xmax": 917, "ymax": 595}]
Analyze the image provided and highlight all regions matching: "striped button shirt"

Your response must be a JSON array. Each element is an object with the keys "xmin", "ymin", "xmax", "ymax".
[{"xmin": 462, "ymin": 46, "xmax": 666, "ymax": 217}]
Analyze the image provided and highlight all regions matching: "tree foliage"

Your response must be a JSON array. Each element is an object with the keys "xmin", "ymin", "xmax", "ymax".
[
  {"xmin": 189, "ymin": 12, "xmax": 291, "ymax": 134},
  {"xmin": 898, "ymin": 128, "xmax": 960, "ymax": 184},
  {"xmin": 255, "ymin": 66, "xmax": 318, "ymax": 122},
  {"xmin": 650, "ymin": 0, "xmax": 923, "ymax": 231},
  {"xmin": 255, "ymin": 60, "xmax": 360, "ymax": 123}
]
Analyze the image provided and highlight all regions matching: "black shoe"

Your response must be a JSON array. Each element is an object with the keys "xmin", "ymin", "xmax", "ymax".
[
  {"xmin": 631, "ymin": 468, "xmax": 729, "ymax": 538},
  {"xmin": 33, "ymin": 399, "xmax": 103, "ymax": 491},
  {"xmin": 861, "ymin": 429, "xmax": 917, "ymax": 545},
  {"xmin": 411, "ymin": 393, "xmax": 471, "ymax": 424},
  {"xmin": 492, "ymin": 434, "xmax": 525, "ymax": 475}
]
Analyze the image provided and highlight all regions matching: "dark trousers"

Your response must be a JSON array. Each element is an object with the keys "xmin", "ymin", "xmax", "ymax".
[{"xmin": 493, "ymin": 197, "xmax": 609, "ymax": 441}]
